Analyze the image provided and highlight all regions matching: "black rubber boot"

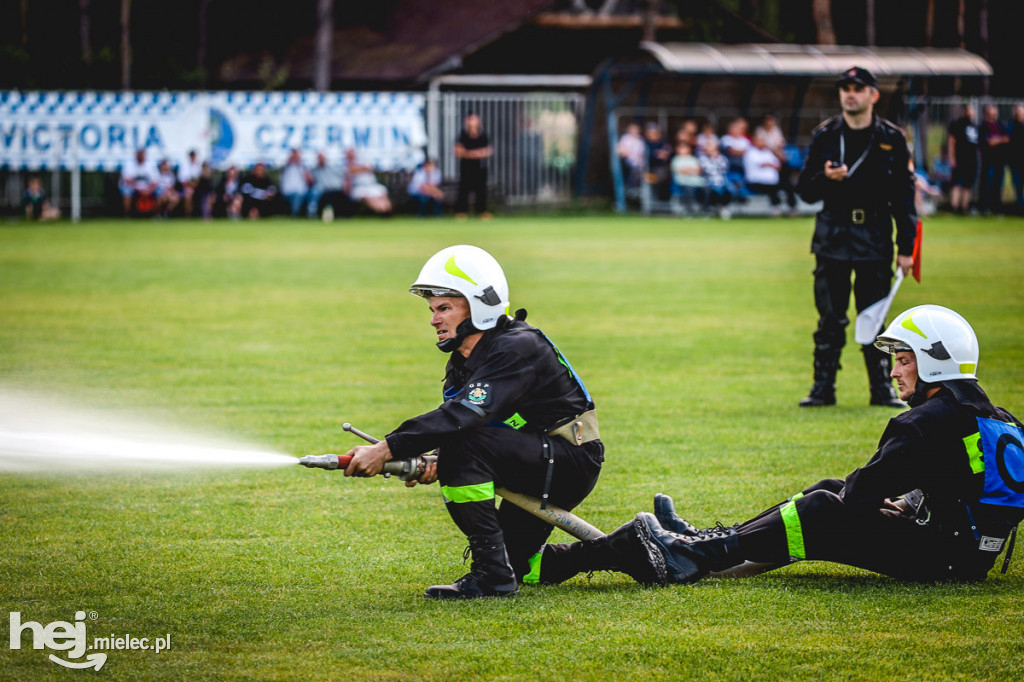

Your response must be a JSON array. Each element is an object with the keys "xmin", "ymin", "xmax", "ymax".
[
  {"xmin": 637, "ymin": 513, "xmax": 742, "ymax": 584},
  {"xmin": 799, "ymin": 348, "xmax": 840, "ymax": 407},
  {"xmin": 653, "ymin": 493, "xmax": 699, "ymax": 535},
  {"xmin": 863, "ymin": 346, "xmax": 906, "ymax": 408},
  {"xmin": 538, "ymin": 516, "xmax": 667, "ymax": 586},
  {"xmin": 425, "ymin": 532, "xmax": 520, "ymax": 599}
]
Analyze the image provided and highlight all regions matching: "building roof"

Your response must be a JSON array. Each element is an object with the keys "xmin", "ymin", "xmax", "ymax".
[{"xmin": 637, "ymin": 42, "xmax": 993, "ymax": 78}]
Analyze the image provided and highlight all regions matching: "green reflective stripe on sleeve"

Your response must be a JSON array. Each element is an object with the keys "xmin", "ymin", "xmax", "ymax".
[
  {"xmin": 780, "ymin": 497, "xmax": 806, "ymax": 560},
  {"xmin": 504, "ymin": 412, "xmax": 527, "ymax": 430},
  {"xmin": 964, "ymin": 432, "xmax": 984, "ymax": 474},
  {"xmin": 441, "ymin": 481, "xmax": 495, "ymax": 504},
  {"xmin": 788, "ymin": 492, "xmax": 805, "ymax": 503},
  {"xmin": 523, "ymin": 552, "xmax": 543, "ymax": 585}
]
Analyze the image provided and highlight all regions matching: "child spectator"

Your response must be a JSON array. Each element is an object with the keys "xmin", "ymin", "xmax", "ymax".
[
  {"xmin": 407, "ymin": 158, "xmax": 445, "ymax": 217},
  {"xmin": 670, "ymin": 141, "xmax": 706, "ymax": 215},
  {"xmin": 699, "ymin": 141, "xmax": 733, "ymax": 218},
  {"xmin": 616, "ymin": 122, "xmax": 646, "ymax": 195},
  {"xmin": 21, "ymin": 176, "xmax": 60, "ymax": 221}
]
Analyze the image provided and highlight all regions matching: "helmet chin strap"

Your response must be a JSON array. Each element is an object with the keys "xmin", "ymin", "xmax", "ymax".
[
  {"xmin": 436, "ymin": 318, "xmax": 481, "ymax": 353},
  {"xmin": 907, "ymin": 378, "xmax": 935, "ymax": 407}
]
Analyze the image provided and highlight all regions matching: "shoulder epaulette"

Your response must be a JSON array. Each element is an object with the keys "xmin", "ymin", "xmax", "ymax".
[{"xmin": 812, "ymin": 115, "xmax": 842, "ymax": 135}]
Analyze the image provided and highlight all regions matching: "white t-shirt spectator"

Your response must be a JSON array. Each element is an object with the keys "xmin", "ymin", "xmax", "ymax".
[
  {"xmin": 743, "ymin": 146, "xmax": 781, "ymax": 185},
  {"xmin": 177, "ymin": 157, "xmax": 202, "ymax": 185},
  {"xmin": 120, "ymin": 156, "xmax": 159, "ymax": 191}
]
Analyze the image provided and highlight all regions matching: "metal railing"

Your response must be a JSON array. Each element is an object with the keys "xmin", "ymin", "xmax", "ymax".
[{"xmin": 430, "ymin": 91, "xmax": 586, "ymax": 206}]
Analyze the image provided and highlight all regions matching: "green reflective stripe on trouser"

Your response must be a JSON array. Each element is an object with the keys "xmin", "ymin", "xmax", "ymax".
[
  {"xmin": 963, "ymin": 432, "xmax": 984, "ymax": 474},
  {"xmin": 523, "ymin": 552, "xmax": 542, "ymax": 585},
  {"xmin": 441, "ymin": 481, "xmax": 495, "ymax": 504},
  {"xmin": 780, "ymin": 492, "xmax": 806, "ymax": 560}
]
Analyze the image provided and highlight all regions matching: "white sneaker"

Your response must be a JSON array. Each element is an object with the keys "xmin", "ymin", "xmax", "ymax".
[
  {"xmin": 719, "ymin": 208, "xmax": 732, "ymax": 220},
  {"xmin": 322, "ymin": 205, "xmax": 334, "ymax": 222}
]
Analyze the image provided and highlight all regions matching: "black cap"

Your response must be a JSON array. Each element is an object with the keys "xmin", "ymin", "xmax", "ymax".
[{"xmin": 837, "ymin": 66, "xmax": 877, "ymax": 89}]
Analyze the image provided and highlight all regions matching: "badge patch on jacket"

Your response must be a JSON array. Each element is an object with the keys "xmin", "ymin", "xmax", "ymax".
[
  {"xmin": 879, "ymin": 143, "xmax": 893, "ymax": 151},
  {"xmin": 466, "ymin": 382, "xmax": 491, "ymax": 406}
]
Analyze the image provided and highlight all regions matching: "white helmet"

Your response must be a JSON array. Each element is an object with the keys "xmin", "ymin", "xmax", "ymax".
[
  {"xmin": 874, "ymin": 305, "xmax": 979, "ymax": 381},
  {"xmin": 409, "ymin": 245, "xmax": 510, "ymax": 330}
]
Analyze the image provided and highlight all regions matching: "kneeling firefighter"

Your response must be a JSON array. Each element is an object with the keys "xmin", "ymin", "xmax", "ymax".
[
  {"xmin": 343, "ymin": 245, "xmax": 665, "ymax": 597},
  {"xmin": 578, "ymin": 305, "xmax": 1024, "ymax": 584}
]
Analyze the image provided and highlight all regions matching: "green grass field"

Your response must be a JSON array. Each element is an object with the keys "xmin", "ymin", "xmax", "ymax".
[{"xmin": 2, "ymin": 214, "xmax": 1023, "ymax": 681}]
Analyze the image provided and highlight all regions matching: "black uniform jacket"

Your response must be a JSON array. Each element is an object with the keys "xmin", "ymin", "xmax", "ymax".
[
  {"xmin": 797, "ymin": 114, "xmax": 918, "ymax": 261},
  {"xmin": 842, "ymin": 384, "xmax": 1024, "ymax": 552},
  {"xmin": 386, "ymin": 316, "xmax": 594, "ymax": 459}
]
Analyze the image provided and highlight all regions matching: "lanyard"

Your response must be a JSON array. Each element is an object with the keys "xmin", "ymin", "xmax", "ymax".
[{"xmin": 839, "ymin": 128, "xmax": 875, "ymax": 178}]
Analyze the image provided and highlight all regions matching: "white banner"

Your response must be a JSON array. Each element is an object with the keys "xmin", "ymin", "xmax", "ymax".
[{"xmin": 0, "ymin": 91, "xmax": 426, "ymax": 172}]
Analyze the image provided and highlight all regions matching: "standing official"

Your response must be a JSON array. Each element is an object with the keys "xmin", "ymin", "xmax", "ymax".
[
  {"xmin": 796, "ymin": 67, "xmax": 917, "ymax": 408},
  {"xmin": 341, "ymin": 245, "xmax": 655, "ymax": 599},
  {"xmin": 454, "ymin": 113, "xmax": 494, "ymax": 220}
]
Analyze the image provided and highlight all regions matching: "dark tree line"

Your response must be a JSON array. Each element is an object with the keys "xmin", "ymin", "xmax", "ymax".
[{"xmin": 0, "ymin": 0, "xmax": 1016, "ymax": 95}]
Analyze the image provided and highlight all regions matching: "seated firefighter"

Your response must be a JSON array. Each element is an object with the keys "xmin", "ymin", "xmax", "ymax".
[
  {"xmin": 344, "ymin": 245, "xmax": 648, "ymax": 598},
  {"xmin": 549, "ymin": 305, "xmax": 1023, "ymax": 587}
]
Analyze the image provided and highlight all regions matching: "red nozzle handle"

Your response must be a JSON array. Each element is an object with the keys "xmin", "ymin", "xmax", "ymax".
[{"xmin": 336, "ymin": 454, "xmax": 353, "ymax": 468}]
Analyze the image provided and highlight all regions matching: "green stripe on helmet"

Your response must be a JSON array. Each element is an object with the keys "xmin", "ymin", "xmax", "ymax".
[
  {"xmin": 444, "ymin": 254, "xmax": 477, "ymax": 285},
  {"xmin": 780, "ymin": 493, "xmax": 806, "ymax": 560},
  {"xmin": 441, "ymin": 481, "xmax": 495, "ymax": 503},
  {"xmin": 901, "ymin": 315, "xmax": 928, "ymax": 339}
]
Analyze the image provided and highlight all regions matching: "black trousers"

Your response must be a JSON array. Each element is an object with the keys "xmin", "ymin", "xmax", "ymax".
[
  {"xmin": 455, "ymin": 167, "xmax": 488, "ymax": 214},
  {"xmin": 812, "ymin": 256, "xmax": 892, "ymax": 352},
  {"xmin": 735, "ymin": 479, "xmax": 991, "ymax": 582},
  {"xmin": 436, "ymin": 427, "xmax": 603, "ymax": 581}
]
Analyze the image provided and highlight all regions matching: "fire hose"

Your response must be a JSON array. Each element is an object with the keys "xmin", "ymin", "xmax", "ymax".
[
  {"xmin": 298, "ymin": 423, "xmax": 777, "ymax": 579},
  {"xmin": 298, "ymin": 423, "xmax": 604, "ymax": 541}
]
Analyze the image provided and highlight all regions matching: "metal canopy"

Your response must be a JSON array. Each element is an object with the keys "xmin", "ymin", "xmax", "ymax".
[{"xmin": 638, "ymin": 42, "xmax": 994, "ymax": 78}]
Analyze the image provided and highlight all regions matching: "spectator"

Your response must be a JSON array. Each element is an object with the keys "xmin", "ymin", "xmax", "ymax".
[
  {"xmin": 344, "ymin": 148, "xmax": 392, "ymax": 215},
  {"xmin": 616, "ymin": 122, "xmax": 646, "ymax": 195},
  {"xmin": 756, "ymin": 114, "xmax": 798, "ymax": 211},
  {"xmin": 195, "ymin": 162, "xmax": 215, "ymax": 220},
  {"xmin": 177, "ymin": 149, "xmax": 203, "ymax": 217},
  {"xmin": 1007, "ymin": 103, "xmax": 1024, "ymax": 215},
  {"xmin": 911, "ymin": 160, "xmax": 943, "ymax": 217},
  {"xmin": 947, "ymin": 103, "xmax": 979, "ymax": 214},
  {"xmin": 643, "ymin": 122, "xmax": 673, "ymax": 201},
  {"xmin": 720, "ymin": 117, "xmax": 751, "ymax": 200},
  {"xmin": 309, "ymin": 151, "xmax": 348, "ymax": 221},
  {"xmin": 695, "ymin": 121, "xmax": 719, "ymax": 158},
  {"xmin": 21, "ymin": 175, "xmax": 60, "ymax": 221},
  {"xmin": 118, "ymin": 148, "xmax": 159, "ymax": 216},
  {"xmin": 154, "ymin": 159, "xmax": 181, "ymax": 217},
  {"xmin": 240, "ymin": 162, "xmax": 278, "ymax": 219},
  {"xmin": 280, "ymin": 148, "xmax": 314, "ymax": 218},
  {"xmin": 699, "ymin": 140, "xmax": 733, "ymax": 218},
  {"xmin": 743, "ymin": 131, "xmax": 795, "ymax": 215},
  {"xmin": 669, "ymin": 141, "xmax": 706, "ymax": 215},
  {"xmin": 215, "ymin": 165, "xmax": 244, "ymax": 219},
  {"xmin": 454, "ymin": 112, "xmax": 493, "ymax": 220},
  {"xmin": 674, "ymin": 119, "xmax": 698, "ymax": 147},
  {"xmin": 407, "ymin": 158, "xmax": 445, "ymax": 217},
  {"xmin": 978, "ymin": 104, "xmax": 1009, "ymax": 215}
]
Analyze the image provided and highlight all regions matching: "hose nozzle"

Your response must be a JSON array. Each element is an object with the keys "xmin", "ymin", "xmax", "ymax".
[{"xmin": 297, "ymin": 454, "xmax": 342, "ymax": 470}]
